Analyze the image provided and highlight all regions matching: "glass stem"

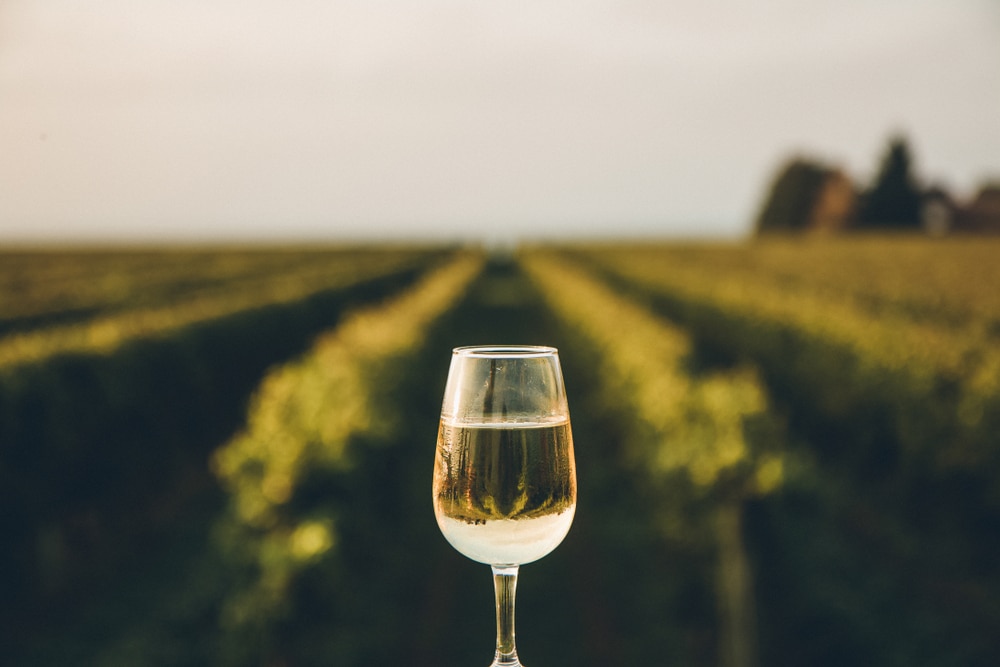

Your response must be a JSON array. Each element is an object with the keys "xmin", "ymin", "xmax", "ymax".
[{"xmin": 492, "ymin": 565, "xmax": 521, "ymax": 666}]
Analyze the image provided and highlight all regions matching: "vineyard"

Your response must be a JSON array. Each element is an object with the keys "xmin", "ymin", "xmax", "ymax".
[{"xmin": 2, "ymin": 237, "xmax": 998, "ymax": 666}]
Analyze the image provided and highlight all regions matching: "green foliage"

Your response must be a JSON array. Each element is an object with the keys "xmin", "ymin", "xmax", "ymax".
[
  {"xmin": 0, "ymin": 247, "xmax": 444, "ymax": 633},
  {"xmin": 858, "ymin": 135, "xmax": 923, "ymax": 228},
  {"xmin": 7, "ymin": 239, "xmax": 1000, "ymax": 666},
  {"xmin": 523, "ymin": 250, "xmax": 785, "ymax": 667},
  {"xmin": 0, "ymin": 247, "xmax": 437, "ymax": 334},
  {"xmin": 522, "ymin": 251, "xmax": 784, "ymax": 505},
  {"xmin": 208, "ymin": 253, "xmax": 484, "ymax": 661},
  {"xmin": 754, "ymin": 158, "xmax": 830, "ymax": 232},
  {"xmin": 575, "ymin": 239, "xmax": 1000, "ymax": 483},
  {"xmin": 0, "ymin": 247, "xmax": 436, "ymax": 368},
  {"xmin": 570, "ymin": 237, "xmax": 1000, "ymax": 665}
]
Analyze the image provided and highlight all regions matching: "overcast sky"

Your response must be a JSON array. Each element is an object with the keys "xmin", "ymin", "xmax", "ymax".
[{"xmin": 2, "ymin": 0, "xmax": 998, "ymax": 243}]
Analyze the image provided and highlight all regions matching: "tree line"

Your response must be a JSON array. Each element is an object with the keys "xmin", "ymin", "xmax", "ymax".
[{"xmin": 754, "ymin": 134, "xmax": 1000, "ymax": 235}]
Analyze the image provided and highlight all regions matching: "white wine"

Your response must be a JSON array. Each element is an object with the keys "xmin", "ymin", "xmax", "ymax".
[
  {"xmin": 433, "ymin": 419, "xmax": 577, "ymax": 565},
  {"xmin": 436, "ymin": 512, "xmax": 575, "ymax": 566}
]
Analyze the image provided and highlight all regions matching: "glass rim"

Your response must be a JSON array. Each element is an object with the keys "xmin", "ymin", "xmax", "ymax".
[{"xmin": 452, "ymin": 345, "xmax": 558, "ymax": 358}]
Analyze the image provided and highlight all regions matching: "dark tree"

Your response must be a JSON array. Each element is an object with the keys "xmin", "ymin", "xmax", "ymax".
[
  {"xmin": 754, "ymin": 158, "xmax": 829, "ymax": 233},
  {"xmin": 858, "ymin": 135, "xmax": 922, "ymax": 228}
]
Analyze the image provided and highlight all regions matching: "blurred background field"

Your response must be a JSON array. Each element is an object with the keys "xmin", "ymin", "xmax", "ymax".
[{"xmin": 2, "ymin": 236, "xmax": 998, "ymax": 666}]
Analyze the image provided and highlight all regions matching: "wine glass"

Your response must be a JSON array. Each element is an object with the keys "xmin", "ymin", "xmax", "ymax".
[{"xmin": 433, "ymin": 345, "xmax": 577, "ymax": 667}]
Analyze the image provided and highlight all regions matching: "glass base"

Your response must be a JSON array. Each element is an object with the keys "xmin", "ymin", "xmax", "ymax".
[{"xmin": 490, "ymin": 656, "xmax": 522, "ymax": 667}]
